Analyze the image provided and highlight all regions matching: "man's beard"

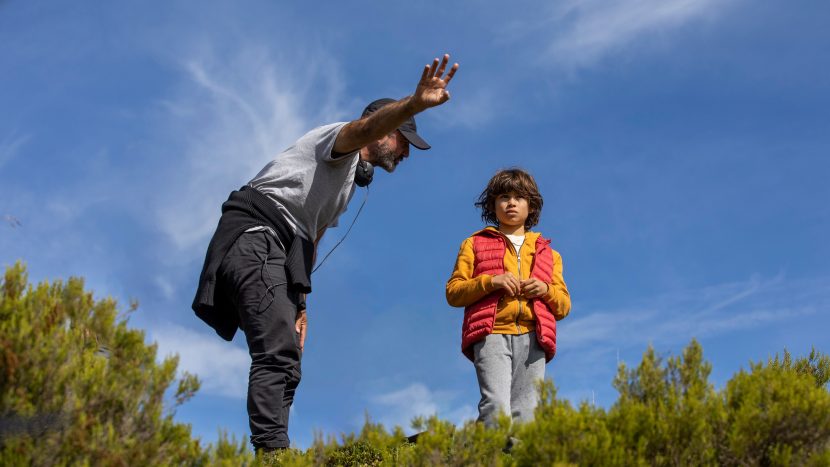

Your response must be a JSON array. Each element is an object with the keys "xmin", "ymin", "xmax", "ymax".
[{"xmin": 372, "ymin": 141, "xmax": 400, "ymax": 173}]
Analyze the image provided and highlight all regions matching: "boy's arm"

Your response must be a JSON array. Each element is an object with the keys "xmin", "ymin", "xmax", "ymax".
[
  {"xmin": 541, "ymin": 250, "xmax": 571, "ymax": 320},
  {"xmin": 446, "ymin": 238, "xmax": 493, "ymax": 307}
]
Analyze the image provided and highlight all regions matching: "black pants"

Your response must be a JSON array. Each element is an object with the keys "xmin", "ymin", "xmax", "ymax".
[{"xmin": 218, "ymin": 231, "xmax": 302, "ymax": 449}]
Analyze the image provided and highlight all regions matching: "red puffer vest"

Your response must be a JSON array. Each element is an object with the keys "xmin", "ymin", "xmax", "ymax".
[{"xmin": 461, "ymin": 230, "xmax": 558, "ymax": 362}]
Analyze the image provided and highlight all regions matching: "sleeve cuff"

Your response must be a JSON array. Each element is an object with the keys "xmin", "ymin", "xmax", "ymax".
[
  {"xmin": 543, "ymin": 284, "xmax": 558, "ymax": 306},
  {"xmin": 480, "ymin": 275, "xmax": 493, "ymax": 294}
]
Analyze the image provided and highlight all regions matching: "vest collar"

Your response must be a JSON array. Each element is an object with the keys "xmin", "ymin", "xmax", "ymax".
[{"xmin": 474, "ymin": 226, "xmax": 543, "ymax": 245}]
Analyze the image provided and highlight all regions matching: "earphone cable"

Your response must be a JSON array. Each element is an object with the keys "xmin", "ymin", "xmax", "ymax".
[{"xmin": 312, "ymin": 186, "xmax": 369, "ymax": 274}]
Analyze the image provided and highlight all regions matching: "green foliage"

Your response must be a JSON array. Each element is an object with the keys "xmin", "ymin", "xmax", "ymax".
[
  {"xmin": 3, "ymin": 262, "xmax": 830, "ymax": 466},
  {"xmin": 512, "ymin": 382, "xmax": 624, "ymax": 465},
  {"xmin": 257, "ymin": 339, "xmax": 830, "ymax": 467},
  {"xmin": 267, "ymin": 415, "xmax": 513, "ymax": 467},
  {"xmin": 396, "ymin": 415, "xmax": 512, "ymax": 466},
  {"xmin": 0, "ymin": 262, "xmax": 253, "ymax": 465},
  {"xmin": 605, "ymin": 340, "xmax": 722, "ymax": 465},
  {"xmin": 718, "ymin": 351, "xmax": 830, "ymax": 465}
]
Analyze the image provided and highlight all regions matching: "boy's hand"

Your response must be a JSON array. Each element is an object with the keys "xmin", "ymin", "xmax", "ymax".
[
  {"xmin": 520, "ymin": 278, "xmax": 549, "ymax": 299},
  {"xmin": 491, "ymin": 273, "xmax": 521, "ymax": 296}
]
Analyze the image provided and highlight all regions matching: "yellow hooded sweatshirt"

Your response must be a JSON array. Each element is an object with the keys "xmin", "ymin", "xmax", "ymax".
[{"xmin": 446, "ymin": 227, "xmax": 571, "ymax": 334}]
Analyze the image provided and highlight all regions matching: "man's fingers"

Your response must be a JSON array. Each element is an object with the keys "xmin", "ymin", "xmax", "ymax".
[
  {"xmin": 295, "ymin": 313, "xmax": 307, "ymax": 351},
  {"xmin": 436, "ymin": 54, "xmax": 449, "ymax": 77},
  {"xmin": 429, "ymin": 57, "xmax": 440, "ymax": 78},
  {"xmin": 444, "ymin": 63, "xmax": 459, "ymax": 84},
  {"xmin": 420, "ymin": 64, "xmax": 430, "ymax": 83},
  {"xmin": 295, "ymin": 312, "xmax": 306, "ymax": 332}
]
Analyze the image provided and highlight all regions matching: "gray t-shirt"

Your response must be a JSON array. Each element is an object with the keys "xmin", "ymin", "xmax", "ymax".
[{"xmin": 248, "ymin": 122, "xmax": 359, "ymax": 242}]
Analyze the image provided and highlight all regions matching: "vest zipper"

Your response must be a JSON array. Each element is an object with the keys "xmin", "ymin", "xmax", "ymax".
[
  {"xmin": 516, "ymin": 245, "xmax": 522, "ymax": 333},
  {"xmin": 503, "ymin": 233, "xmax": 525, "ymax": 333}
]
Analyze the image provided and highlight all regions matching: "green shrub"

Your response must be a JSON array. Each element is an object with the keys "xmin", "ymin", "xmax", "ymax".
[
  {"xmin": 261, "ymin": 340, "xmax": 830, "ymax": 466},
  {"xmin": 3, "ymin": 262, "xmax": 829, "ymax": 466},
  {"xmin": 718, "ymin": 350, "xmax": 830, "ymax": 465},
  {"xmin": 0, "ymin": 262, "xmax": 252, "ymax": 465},
  {"xmin": 512, "ymin": 381, "xmax": 626, "ymax": 466}
]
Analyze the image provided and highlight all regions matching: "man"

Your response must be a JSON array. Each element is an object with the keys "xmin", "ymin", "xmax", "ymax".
[{"xmin": 192, "ymin": 53, "xmax": 459, "ymax": 451}]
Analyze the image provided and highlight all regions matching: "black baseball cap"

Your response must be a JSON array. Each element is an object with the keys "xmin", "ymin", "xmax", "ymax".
[{"xmin": 361, "ymin": 98, "xmax": 431, "ymax": 150}]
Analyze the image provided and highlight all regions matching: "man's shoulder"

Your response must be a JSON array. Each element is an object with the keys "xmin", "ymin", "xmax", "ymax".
[
  {"xmin": 296, "ymin": 122, "xmax": 358, "ymax": 162},
  {"xmin": 298, "ymin": 122, "xmax": 349, "ymax": 142}
]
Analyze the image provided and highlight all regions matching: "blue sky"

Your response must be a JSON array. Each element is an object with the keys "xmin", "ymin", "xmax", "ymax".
[{"xmin": 2, "ymin": 0, "xmax": 829, "ymax": 450}]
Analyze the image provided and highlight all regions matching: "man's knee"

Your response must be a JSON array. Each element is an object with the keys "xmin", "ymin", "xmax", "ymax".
[{"xmin": 250, "ymin": 350, "xmax": 301, "ymax": 379}]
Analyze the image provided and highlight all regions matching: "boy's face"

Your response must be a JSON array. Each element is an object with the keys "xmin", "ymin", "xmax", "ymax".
[{"xmin": 494, "ymin": 191, "xmax": 529, "ymax": 229}]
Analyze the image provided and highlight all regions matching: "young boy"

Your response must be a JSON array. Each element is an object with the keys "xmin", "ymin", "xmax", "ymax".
[{"xmin": 446, "ymin": 168, "xmax": 571, "ymax": 427}]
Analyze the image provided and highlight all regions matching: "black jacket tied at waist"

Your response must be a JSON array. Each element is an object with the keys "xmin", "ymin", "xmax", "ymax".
[{"xmin": 192, "ymin": 186, "xmax": 314, "ymax": 341}]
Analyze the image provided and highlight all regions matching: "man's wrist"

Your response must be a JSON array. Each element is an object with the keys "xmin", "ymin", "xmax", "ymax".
[{"xmin": 403, "ymin": 95, "xmax": 426, "ymax": 114}]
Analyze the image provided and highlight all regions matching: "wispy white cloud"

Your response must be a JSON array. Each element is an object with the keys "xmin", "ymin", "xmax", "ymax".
[
  {"xmin": 153, "ymin": 275, "xmax": 176, "ymax": 301},
  {"xmin": 430, "ymin": 83, "xmax": 498, "ymax": 129},
  {"xmin": 0, "ymin": 130, "xmax": 31, "ymax": 170},
  {"xmin": 151, "ymin": 44, "xmax": 347, "ymax": 253},
  {"xmin": 44, "ymin": 192, "xmax": 111, "ymax": 224},
  {"xmin": 151, "ymin": 323, "xmax": 249, "ymax": 398},
  {"xmin": 373, "ymin": 383, "xmax": 438, "ymax": 426},
  {"xmin": 561, "ymin": 273, "xmax": 827, "ymax": 360},
  {"xmin": 500, "ymin": 0, "xmax": 735, "ymax": 71},
  {"xmin": 549, "ymin": 274, "xmax": 829, "ymax": 406},
  {"xmin": 369, "ymin": 383, "xmax": 476, "ymax": 430}
]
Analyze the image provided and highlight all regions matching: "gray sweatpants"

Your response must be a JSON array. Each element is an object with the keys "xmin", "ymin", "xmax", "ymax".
[{"xmin": 473, "ymin": 332, "xmax": 545, "ymax": 427}]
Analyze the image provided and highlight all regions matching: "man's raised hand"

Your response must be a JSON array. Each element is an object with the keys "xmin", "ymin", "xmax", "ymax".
[{"xmin": 412, "ymin": 54, "xmax": 459, "ymax": 111}]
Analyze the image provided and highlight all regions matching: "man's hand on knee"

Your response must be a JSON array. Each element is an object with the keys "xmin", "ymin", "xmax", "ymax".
[{"xmin": 295, "ymin": 309, "xmax": 307, "ymax": 351}]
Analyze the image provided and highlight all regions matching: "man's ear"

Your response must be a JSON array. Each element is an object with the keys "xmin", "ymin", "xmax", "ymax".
[{"xmin": 363, "ymin": 140, "xmax": 378, "ymax": 162}]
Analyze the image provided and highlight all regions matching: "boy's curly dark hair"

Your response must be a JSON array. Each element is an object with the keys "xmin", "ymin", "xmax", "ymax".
[{"xmin": 475, "ymin": 168, "xmax": 544, "ymax": 229}]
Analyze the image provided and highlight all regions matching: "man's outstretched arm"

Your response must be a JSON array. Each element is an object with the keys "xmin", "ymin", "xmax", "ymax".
[{"xmin": 332, "ymin": 53, "xmax": 459, "ymax": 154}]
